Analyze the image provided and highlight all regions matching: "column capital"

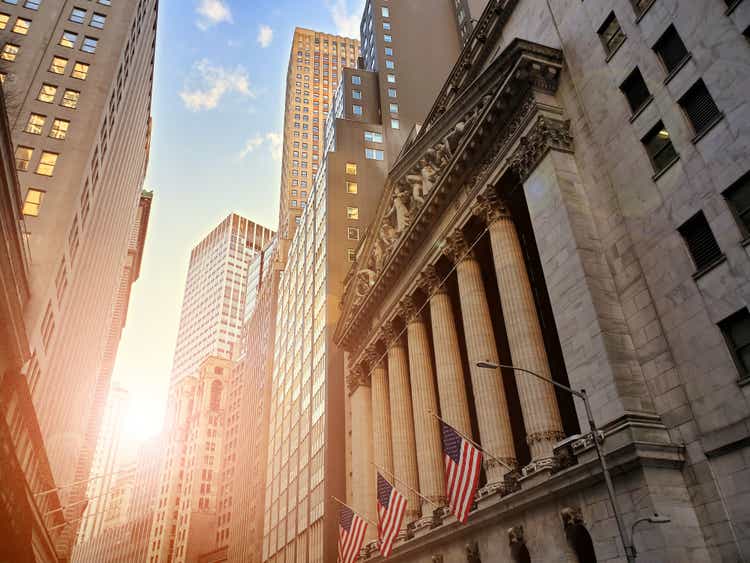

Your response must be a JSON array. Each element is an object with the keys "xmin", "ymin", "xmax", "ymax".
[
  {"xmin": 474, "ymin": 190, "xmax": 511, "ymax": 226},
  {"xmin": 508, "ymin": 115, "xmax": 573, "ymax": 182},
  {"xmin": 346, "ymin": 365, "xmax": 371, "ymax": 395},
  {"xmin": 399, "ymin": 295, "xmax": 423, "ymax": 323},
  {"xmin": 382, "ymin": 321, "xmax": 403, "ymax": 349},
  {"xmin": 419, "ymin": 264, "xmax": 446, "ymax": 295},
  {"xmin": 442, "ymin": 230, "xmax": 474, "ymax": 264},
  {"xmin": 364, "ymin": 345, "xmax": 385, "ymax": 370}
]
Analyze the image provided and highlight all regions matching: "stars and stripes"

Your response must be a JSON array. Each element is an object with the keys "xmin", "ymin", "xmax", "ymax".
[
  {"xmin": 338, "ymin": 505, "xmax": 368, "ymax": 563},
  {"xmin": 377, "ymin": 472, "xmax": 407, "ymax": 557},
  {"xmin": 440, "ymin": 420, "xmax": 482, "ymax": 523}
]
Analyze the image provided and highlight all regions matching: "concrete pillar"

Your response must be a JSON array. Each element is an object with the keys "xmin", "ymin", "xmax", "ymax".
[
  {"xmin": 443, "ymin": 231, "xmax": 516, "ymax": 483},
  {"xmin": 367, "ymin": 347, "xmax": 394, "ymax": 475},
  {"xmin": 420, "ymin": 265, "xmax": 473, "ymax": 439},
  {"xmin": 401, "ymin": 296, "xmax": 445, "ymax": 511},
  {"xmin": 384, "ymin": 323, "xmax": 421, "ymax": 521},
  {"xmin": 348, "ymin": 366, "xmax": 376, "ymax": 539},
  {"xmin": 476, "ymin": 191, "xmax": 564, "ymax": 461}
]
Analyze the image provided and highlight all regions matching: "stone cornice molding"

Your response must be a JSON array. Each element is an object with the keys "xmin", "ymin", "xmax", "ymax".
[{"xmin": 508, "ymin": 115, "xmax": 573, "ymax": 182}]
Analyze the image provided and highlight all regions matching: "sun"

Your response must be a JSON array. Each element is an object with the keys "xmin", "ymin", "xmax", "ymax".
[{"xmin": 122, "ymin": 395, "xmax": 165, "ymax": 443}]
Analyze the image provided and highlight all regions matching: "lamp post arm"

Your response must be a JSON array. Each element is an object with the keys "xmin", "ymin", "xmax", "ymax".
[{"xmin": 490, "ymin": 363, "xmax": 586, "ymax": 401}]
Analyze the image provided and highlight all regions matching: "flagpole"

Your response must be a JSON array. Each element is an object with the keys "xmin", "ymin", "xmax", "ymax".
[
  {"xmin": 330, "ymin": 496, "xmax": 378, "ymax": 528},
  {"xmin": 371, "ymin": 463, "xmax": 442, "ymax": 509},
  {"xmin": 428, "ymin": 410, "xmax": 516, "ymax": 473}
]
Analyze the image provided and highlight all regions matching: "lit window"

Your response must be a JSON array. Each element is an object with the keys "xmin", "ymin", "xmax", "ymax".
[
  {"xmin": 351, "ymin": 75, "xmax": 361, "ymax": 85},
  {"xmin": 387, "ymin": 88, "xmax": 397, "ymax": 98},
  {"xmin": 352, "ymin": 104, "xmax": 362, "ymax": 115},
  {"xmin": 15, "ymin": 146, "xmax": 33, "ymax": 171},
  {"xmin": 346, "ymin": 163, "xmax": 357, "ymax": 175},
  {"xmin": 81, "ymin": 36, "xmax": 98, "ymax": 53},
  {"xmin": 12, "ymin": 17, "xmax": 31, "ymax": 35},
  {"xmin": 22, "ymin": 188, "xmax": 44, "ymax": 216},
  {"xmin": 346, "ymin": 181, "xmax": 358, "ymax": 194},
  {"xmin": 61, "ymin": 89, "xmax": 80, "ymax": 108},
  {"xmin": 384, "ymin": 34, "xmax": 392, "ymax": 43},
  {"xmin": 381, "ymin": 6, "xmax": 389, "ymax": 17},
  {"xmin": 385, "ymin": 47, "xmax": 393, "ymax": 56},
  {"xmin": 50, "ymin": 56, "xmax": 68, "ymax": 74},
  {"xmin": 37, "ymin": 84, "xmax": 57, "ymax": 103},
  {"xmin": 24, "ymin": 0, "xmax": 42, "ymax": 9},
  {"xmin": 347, "ymin": 227, "xmax": 360, "ymax": 240},
  {"xmin": 71, "ymin": 61, "xmax": 89, "ymax": 79},
  {"xmin": 25, "ymin": 113, "xmax": 46, "ymax": 134},
  {"xmin": 352, "ymin": 89, "xmax": 361, "ymax": 100},
  {"xmin": 49, "ymin": 118, "xmax": 70, "ymax": 140},
  {"xmin": 385, "ymin": 60, "xmax": 394, "ymax": 69},
  {"xmin": 347, "ymin": 248, "xmax": 356, "ymax": 262},
  {"xmin": 69, "ymin": 7, "xmax": 86, "ymax": 23},
  {"xmin": 1, "ymin": 43, "xmax": 20, "ymax": 62},
  {"xmin": 90, "ymin": 12, "xmax": 106, "ymax": 29},
  {"xmin": 642, "ymin": 121, "xmax": 678, "ymax": 175},
  {"xmin": 389, "ymin": 103, "xmax": 398, "ymax": 113},
  {"xmin": 365, "ymin": 148, "xmax": 384, "ymax": 160},
  {"xmin": 59, "ymin": 30, "xmax": 78, "ymax": 48},
  {"xmin": 36, "ymin": 151, "xmax": 58, "ymax": 176},
  {"xmin": 390, "ymin": 119, "xmax": 400, "ymax": 130},
  {"xmin": 364, "ymin": 131, "xmax": 383, "ymax": 143},
  {"xmin": 0, "ymin": 14, "xmax": 9, "ymax": 30},
  {"xmin": 347, "ymin": 207, "xmax": 359, "ymax": 220}
]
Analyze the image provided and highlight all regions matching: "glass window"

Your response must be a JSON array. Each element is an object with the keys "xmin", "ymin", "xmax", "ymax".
[
  {"xmin": 381, "ymin": 6, "xmax": 389, "ymax": 17},
  {"xmin": 346, "ymin": 207, "xmax": 359, "ymax": 220},
  {"xmin": 351, "ymin": 75, "xmax": 361, "ymax": 85},
  {"xmin": 678, "ymin": 79, "xmax": 722, "ymax": 136},
  {"xmin": 384, "ymin": 34, "xmax": 392, "ymax": 43},
  {"xmin": 364, "ymin": 131, "xmax": 383, "ymax": 143},
  {"xmin": 384, "ymin": 47, "xmax": 393, "ymax": 56},
  {"xmin": 654, "ymin": 25, "xmax": 689, "ymax": 75},
  {"xmin": 50, "ymin": 118, "xmax": 70, "ymax": 139},
  {"xmin": 61, "ymin": 89, "xmax": 80, "ymax": 108},
  {"xmin": 723, "ymin": 172, "xmax": 750, "ymax": 237},
  {"xmin": 352, "ymin": 104, "xmax": 362, "ymax": 115},
  {"xmin": 50, "ymin": 56, "xmax": 68, "ymax": 74},
  {"xmin": 98, "ymin": 0, "xmax": 111, "ymax": 5},
  {"xmin": 385, "ymin": 60, "xmax": 394, "ymax": 69},
  {"xmin": 0, "ymin": 14, "xmax": 9, "ymax": 30},
  {"xmin": 389, "ymin": 103, "xmax": 398, "ymax": 113},
  {"xmin": 345, "ymin": 163, "xmax": 357, "ymax": 175},
  {"xmin": 387, "ymin": 88, "xmax": 396, "ymax": 98},
  {"xmin": 12, "ymin": 17, "xmax": 31, "ymax": 35},
  {"xmin": 347, "ymin": 248, "xmax": 356, "ymax": 262},
  {"xmin": 22, "ymin": 188, "xmax": 44, "ymax": 216},
  {"xmin": 347, "ymin": 227, "xmax": 360, "ymax": 240},
  {"xmin": 81, "ymin": 36, "xmax": 98, "ymax": 53},
  {"xmin": 352, "ymin": 89, "xmax": 361, "ymax": 100},
  {"xmin": 719, "ymin": 308, "xmax": 750, "ymax": 380},
  {"xmin": 619, "ymin": 67, "xmax": 651, "ymax": 114},
  {"xmin": 1, "ymin": 43, "xmax": 20, "ymax": 62},
  {"xmin": 90, "ymin": 12, "xmax": 105, "ymax": 29},
  {"xmin": 36, "ymin": 151, "xmax": 58, "ymax": 176},
  {"xmin": 346, "ymin": 181, "xmax": 358, "ymax": 194},
  {"xmin": 642, "ymin": 121, "xmax": 678, "ymax": 174},
  {"xmin": 365, "ymin": 148, "xmax": 384, "ymax": 160},
  {"xmin": 59, "ymin": 30, "xmax": 78, "ymax": 48},
  {"xmin": 25, "ymin": 113, "xmax": 46, "ymax": 134},
  {"xmin": 391, "ymin": 119, "xmax": 400, "ymax": 130},
  {"xmin": 15, "ymin": 146, "xmax": 33, "ymax": 171},
  {"xmin": 69, "ymin": 7, "xmax": 86, "ymax": 23},
  {"xmin": 71, "ymin": 61, "xmax": 89, "ymax": 79},
  {"xmin": 386, "ymin": 74, "xmax": 396, "ymax": 83},
  {"xmin": 24, "ymin": 0, "xmax": 41, "ymax": 9},
  {"xmin": 37, "ymin": 84, "xmax": 57, "ymax": 103},
  {"xmin": 383, "ymin": 22, "xmax": 391, "ymax": 31},
  {"xmin": 678, "ymin": 212, "xmax": 722, "ymax": 271},
  {"xmin": 597, "ymin": 12, "xmax": 625, "ymax": 57}
]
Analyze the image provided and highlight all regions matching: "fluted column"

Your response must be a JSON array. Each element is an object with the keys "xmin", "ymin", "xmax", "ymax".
[
  {"xmin": 444, "ymin": 231, "xmax": 516, "ymax": 483},
  {"xmin": 384, "ymin": 322, "xmax": 421, "ymax": 521},
  {"xmin": 420, "ymin": 265, "xmax": 472, "ymax": 439},
  {"xmin": 401, "ymin": 296, "xmax": 445, "ymax": 512},
  {"xmin": 347, "ymin": 366, "xmax": 376, "ymax": 538},
  {"xmin": 367, "ymin": 347, "xmax": 394, "ymax": 476},
  {"xmin": 476, "ymin": 192, "xmax": 564, "ymax": 461}
]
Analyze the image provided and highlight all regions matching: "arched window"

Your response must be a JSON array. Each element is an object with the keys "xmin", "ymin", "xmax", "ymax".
[
  {"xmin": 209, "ymin": 380, "xmax": 223, "ymax": 411},
  {"xmin": 509, "ymin": 525, "xmax": 531, "ymax": 563},
  {"xmin": 562, "ymin": 508, "xmax": 597, "ymax": 563}
]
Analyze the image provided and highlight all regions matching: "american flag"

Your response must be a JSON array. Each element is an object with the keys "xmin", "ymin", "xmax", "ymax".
[
  {"xmin": 440, "ymin": 420, "xmax": 482, "ymax": 523},
  {"xmin": 338, "ymin": 505, "xmax": 367, "ymax": 563},
  {"xmin": 377, "ymin": 472, "xmax": 407, "ymax": 557}
]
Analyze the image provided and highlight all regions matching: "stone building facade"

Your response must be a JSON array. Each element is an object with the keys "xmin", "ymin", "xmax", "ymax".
[{"xmin": 335, "ymin": 0, "xmax": 750, "ymax": 562}]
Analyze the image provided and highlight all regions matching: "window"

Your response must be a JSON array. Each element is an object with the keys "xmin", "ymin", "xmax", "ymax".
[
  {"xmin": 679, "ymin": 80, "xmax": 722, "ymax": 137},
  {"xmin": 719, "ymin": 309, "xmax": 750, "ymax": 380},
  {"xmin": 347, "ymin": 248, "xmax": 356, "ymax": 262},
  {"xmin": 15, "ymin": 146, "xmax": 33, "ymax": 171},
  {"xmin": 12, "ymin": 17, "xmax": 30, "ymax": 35},
  {"xmin": 642, "ymin": 121, "xmax": 678, "ymax": 174},
  {"xmin": 38, "ymin": 84, "xmax": 57, "ymax": 103},
  {"xmin": 0, "ymin": 13, "xmax": 9, "ymax": 30},
  {"xmin": 50, "ymin": 56, "xmax": 68, "ymax": 74},
  {"xmin": 22, "ymin": 188, "xmax": 44, "ymax": 216},
  {"xmin": 347, "ymin": 227, "xmax": 360, "ymax": 240},
  {"xmin": 61, "ymin": 89, "xmax": 80, "ymax": 108},
  {"xmin": 1, "ymin": 43, "xmax": 19, "ymax": 62},
  {"xmin": 653, "ymin": 25, "xmax": 689, "ymax": 75},
  {"xmin": 630, "ymin": 0, "xmax": 654, "ymax": 18},
  {"xmin": 352, "ymin": 89, "xmax": 361, "ymax": 99},
  {"xmin": 384, "ymin": 34, "xmax": 392, "ymax": 43},
  {"xmin": 346, "ymin": 181, "xmax": 358, "ymax": 194},
  {"xmin": 678, "ymin": 212, "xmax": 722, "ymax": 271},
  {"xmin": 24, "ymin": 0, "xmax": 41, "ymax": 9},
  {"xmin": 25, "ymin": 113, "xmax": 46, "ymax": 134},
  {"xmin": 387, "ymin": 88, "xmax": 397, "ymax": 98},
  {"xmin": 346, "ymin": 162, "xmax": 357, "ymax": 175},
  {"xmin": 391, "ymin": 119, "xmax": 400, "ymax": 130},
  {"xmin": 347, "ymin": 207, "xmax": 359, "ymax": 220},
  {"xmin": 49, "ymin": 118, "xmax": 69, "ymax": 139},
  {"xmin": 352, "ymin": 104, "xmax": 362, "ymax": 115},
  {"xmin": 364, "ymin": 131, "xmax": 383, "ymax": 143},
  {"xmin": 385, "ymin": 59, "xmax": 394, "ymax": 69},
  {"xmin": 90, "ymin": 12, "xmax": 105, "ymax": 29},
  {"xmin": 365, "ymin": 148, "xmax": 384, "ymax": 160},
  {"xmin": 723, "ymin": 172, "xmax": 750, "ymax": 237},
  {"xmin": 36, "ymin": 151, "xmax": 58, "ymax": 176},
  {"xmin": 381, "ymin": 6, "xmax": 389, "ymax": 17},
  {"xmin": 59, "ymin": 30, "xmax": 78, "ymax": 48},
  {"xmin": 71, "ymin": 61, "xmax": 89, "ymax": 79},
  {"xmin": 619, "ymin": 67, "xmax": 651, "ymax": 114},
  {"xmin": 597, "ymin": 12, "xmax": 625, "ymax": 57},
  {"xmin": 69, "ymin": 7, "xmax": 86, "ymax": 23},
  {"xmin": 351, "ymin": 75, "xmax": 361, "ymax": 85},
  {"xmin": 385, "ymin": 46, "xmax": 393, "ymax": 56},
  {"xmin": 81, "ymin": 36, "xmax": 98, "ymax": 53},
  {"xmin": 389, "ymin": 103, "xmax": 399, "ymax": 113},
  {"xmin": 386, "ymin": 74, "xmax": 396, "ymax": 83}
]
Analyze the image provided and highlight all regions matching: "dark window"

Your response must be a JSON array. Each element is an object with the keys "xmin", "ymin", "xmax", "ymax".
[
  {"xmin": 597, "ymin": 12, "xmax": 625, "ymax": 57},
  {"xmin": 653, "ymin": 25, "xmax": 689, "ymax": 74},
  {"xmin": 620, "ymin": 67, "xmax": 651, "ymax": 114},
  {"xmin": 719, "ymin": 308, "xmax": 750, "ymax": 380},
  {"xmin": 642, "ymin": 121, "xmax": 678, "ymax": 174},
  {"xmin": 723, "ymin": 172, "xmax": 750, "ymax": 236},
  {"xmin": 630, "ymin": 0, "xmax": 653, "ymax": 17},
  {"xmin": 679, "ymin": 79, "xmax": 721, "ymax": 136},
  {"xmin": 678, "ymin": 212, "xmax": 723, "ymax": 271}
]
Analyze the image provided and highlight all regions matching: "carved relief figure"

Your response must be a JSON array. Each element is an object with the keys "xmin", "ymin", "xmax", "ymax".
[{"xmin": 385, "ymin": 186, "xmax": 412, "ymax": 233}]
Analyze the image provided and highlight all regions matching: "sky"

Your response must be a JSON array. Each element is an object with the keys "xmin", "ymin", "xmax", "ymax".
[{"xmin": 114, "ymin": 0, "xmax": 364, "ymax": 442}]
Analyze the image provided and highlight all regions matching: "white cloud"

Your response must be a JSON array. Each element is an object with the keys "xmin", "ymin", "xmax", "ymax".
[
  {"xmin": 239, "ymin": 132, "xmax": 282, "ymax": 161},
  {"xmin": 257, "ymin": 25, "xmax": 273, "ymax": 48},
  {"xmin": 179, "ymin": 59, "xmax": 253, "ymax": 111},
  {"xmin": 196, "ymin": 0, "xmax": 232, "ymax": 30},
  {"xmin": 328, "ymin": 0, "xmax": 365, "ymax": 38}
]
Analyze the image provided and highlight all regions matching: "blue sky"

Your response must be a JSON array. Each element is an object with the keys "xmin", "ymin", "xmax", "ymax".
[{"xmin": 113, "ymin": 0, "xmax": 364, "ymax": 439}]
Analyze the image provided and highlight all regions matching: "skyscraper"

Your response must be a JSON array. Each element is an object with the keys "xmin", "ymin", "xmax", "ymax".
[
  {"xmin": 0, "ymin": 0, "xmax": 159, "ymax": 497},
  {"xmin": 170, "ymin": 214, "xmax": 274, "ymax": 384},
  {"xmin": 277, "ymin": 28, "xmax": 360, "ymax": 240}
]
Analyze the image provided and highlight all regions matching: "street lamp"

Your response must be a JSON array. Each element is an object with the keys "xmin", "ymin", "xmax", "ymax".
[
  {"xmin": 629, "ymin": 514, "xmax": 671, "ymax": 559},
  {"xmin": 476, "ymin": 361, "xmax": 637, "ymax": 562}
]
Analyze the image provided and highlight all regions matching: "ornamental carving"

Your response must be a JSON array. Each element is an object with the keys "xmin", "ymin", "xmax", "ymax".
[
  {"xmin": 382, "ymin": 321, "xmax": 403, "ymax": 349},
  {"xmin": 508, "ymin": 115, "xmax": 573, "ymax": 182},
  {"xmin": 419, "ymin": 264, "xmax": 446, "ymax": 295},
  {"xmin": 560, "ymin": 506, "xmax": 585, "ymax": 528},
  {"xmin": 508, "ymin": 525, "xmax": 525, "ymax": 545},
  {"xmin": 364, "ymin": 345, "xmax": 384, "ymax": 370},
  {"xmin": 474, "ymin": 190, "xmax": 511, "ymax": 225},
  {"xmin": 466, "ymin": 541, "xmax": 481, "ymax": 563},
  {"xmin": 346, "ymin": 365, "xmax": 370, "ymax": 395},
  {"xmin": 526, "ymin": 429, "xmax": 565, "ymax": 446},
  {"xmin": 443, "ymin": 231, "xmax": 474, "ymax": 265},
  {"xmin": 399, "ymin": 295, "xmax": 422, "ymax": 323}
]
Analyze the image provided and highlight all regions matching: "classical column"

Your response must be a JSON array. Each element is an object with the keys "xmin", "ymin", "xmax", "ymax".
[
  {"xmin": 347, "ymin": 365, "xmax": 376, "ymax": 538},
  {"xmin": 366, "ymin": 346, "xmax": 393, "ymax": 474},
  {"xmin": 476, "ymin": 191, "xmax": 564, "ymax": 462},
  {"xmin": 444, "ymin": 231, "xmax": 516, "ymax": 483},
  {"xmin": 420, "ymin": 265, "xmax": 472, "ymax": 439},
  {"xmin": 383, "ymin": 322, "xmax": 421, "ymax": 521},
  {"xmin": 401, "ymin": 296, "xmax": 445, "ymax": 512}
]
